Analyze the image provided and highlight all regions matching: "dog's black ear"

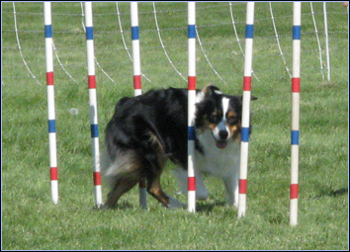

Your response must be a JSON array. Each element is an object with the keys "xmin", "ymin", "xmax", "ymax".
[
  {"xmin": 240, "ymin": 95, "xmax": 258, "ymax": 101},
  {"xmin": 202, "ymin": 84, "xmax": 221, "ymax": 96},
  {"xmin": 251, "ymin": 95, "xmax": 258, "ymax": 101}
]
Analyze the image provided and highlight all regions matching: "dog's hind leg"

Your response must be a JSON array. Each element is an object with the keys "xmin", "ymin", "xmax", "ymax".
[
  {"xmin": 146, "ymin": 173, "xmax": 185, "ymax": 209},
  {"xmin": 139, "ymin": 130, "xmax": 185, "ymax": 209},
  {"xmin": 102, "ymin": 150, "xmax": 144, "ymax": 208},
  {"xmin": 104, "ymin": 173, "xmax": 139, "ymax": 208}
]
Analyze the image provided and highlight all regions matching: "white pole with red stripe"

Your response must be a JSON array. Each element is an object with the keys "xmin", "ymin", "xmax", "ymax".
[
  {"xmin": 131, "ymin": 2, "xmax": 142, "ymax": 97},
  {"xmin": 130, "ymin": 2, "xmax": 147, "ymax": 209},
  {"xmin": 187, "ymin": 2, "xmax": 196, "ymax": 213},
  {"xmin": 44, "ymin": 2, "xmax": 58, "ymax": 205},
  {"xmin": 290, "ymin": 2, "xmax": 301, "ymax": 226},
  {"xmin": 84, "ymin": 2, "xmax": 103, "ymax": 208},
  {"xmin": 238, "ymin": 2, "xmax": 255, "ymax": 218}
]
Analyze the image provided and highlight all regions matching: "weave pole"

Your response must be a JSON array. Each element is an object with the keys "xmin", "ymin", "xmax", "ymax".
[
  {"xmin": 238, "ymin": 2, "xmax": 255, "ymax": 219},
  {"xmin": 187, "ymin": 2, "xmax": 196, "ymax": 213},
  {"xmin": 84, "ymin": 2, "xmax": 103, "ymax": 208},
  {"xmin": 323, "ymin": 3, "xmax": 331, "ymax": 82},
  {"xmin": 44, "ymin": 2, "xmax": 58, "ymax": 205},
  {"xmin": 130, "ymin": 2, "xmax": 147, "ymax": 209},
  {"xmin": 290, "ymin": 2, "xmax": 301, "ymax": 227}
]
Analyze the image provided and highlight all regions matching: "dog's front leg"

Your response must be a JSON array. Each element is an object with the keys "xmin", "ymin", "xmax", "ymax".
[{"xmin": 222, "ymin": 176, "xmax": 239, "ymax": 208}]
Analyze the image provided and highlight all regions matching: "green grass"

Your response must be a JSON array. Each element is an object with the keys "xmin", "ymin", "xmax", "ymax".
[{"xmin": 2, "ymin": 2, "xmax": 348, "ymax": 250}]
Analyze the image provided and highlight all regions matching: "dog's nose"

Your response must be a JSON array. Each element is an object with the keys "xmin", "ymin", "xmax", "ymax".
[{"xmin": 219, "ymin": 130, "xmax": 228, "ymax": 140}]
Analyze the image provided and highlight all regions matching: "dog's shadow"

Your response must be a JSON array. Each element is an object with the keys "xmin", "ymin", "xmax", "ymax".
[
  {"xmin": 94, "ymin": 201, "xmax": 135, "ymax": 211},
  {"xmin": 196, "ymin": 200, "xmax": 227, "ymax": 214},
  {"xmin": 324, "ymin": 186, "xmax": 348, "ymax": 197},
  {"xmin": 114, "ymin": 201, "xmax": 135, "ymax": 210},
  {"xmin": 316, "ymin": 186, "xmax": 348, "ymax": 198},
  {"xmin": 96, "ymin": 200, "xmax": 229, "ymax": 214}
]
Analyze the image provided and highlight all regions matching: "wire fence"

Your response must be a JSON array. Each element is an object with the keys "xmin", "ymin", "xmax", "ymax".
[{"xmin": 2, "ymin": 2, "xmax": 348, "ymax": 86}]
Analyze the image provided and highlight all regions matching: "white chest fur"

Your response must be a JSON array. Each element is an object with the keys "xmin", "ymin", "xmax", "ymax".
[{"xmin": 195, "ymin": 129, "xmax": 241, "ymax": 178}]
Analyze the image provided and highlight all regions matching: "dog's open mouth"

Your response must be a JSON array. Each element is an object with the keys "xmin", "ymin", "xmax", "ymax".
[{"xmin": 216, "ymin": 140, "xmax": 228, "ymax": 149}]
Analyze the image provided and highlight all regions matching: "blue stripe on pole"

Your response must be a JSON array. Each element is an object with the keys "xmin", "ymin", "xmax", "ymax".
[
  {"xmin": 48, "ymin": 120, "xmax": 56, "ymax": 133},
  {"xmin": 45, "ymin": 25, "xmax": 52, "ymax": 38},
  {"xmin": 241, "ymin": 127, "xmax": 250, "ymax": 142},
  {"xmin": 188, "ymin": 126, "xmax": 196, "ymax": 140},
  {"xmin": 86, "ymin": 27, "xmax": 93, "ymax": 40},
  {"xmin": 245, "ymin": 25, "xmax": 254, "ymax": 39},
  {"xmin": 91, "ymin": 124, "xmax": 99, "ymax": 138},
  {"xmin": 291, "ymin": 130, "xmax": 299, "ymax": 145},
  {"xmin": 293, "ymin": 26, "xmax": 301, "ymax": 40},
  {"xmin": 131, "ymin": 26, "xmax": 139, "ymax": 40},
  {"xmin": 188, "ymin": 25, "xmax": 196, "ymax": 39}
]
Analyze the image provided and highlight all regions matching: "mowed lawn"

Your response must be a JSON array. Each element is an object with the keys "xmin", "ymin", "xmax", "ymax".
[{"xmin": 2, "ymin": 2, "xmax": 348, "ymax": 250}]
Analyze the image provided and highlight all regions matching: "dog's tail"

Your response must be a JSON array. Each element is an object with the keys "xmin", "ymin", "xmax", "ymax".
[
  {"xmin": 101, "ymin": 112, "xmax": 168, "ymax": 189},
  {"xmin": 101, "ymin": 148, "xmax": 143, "ymax": 189}
]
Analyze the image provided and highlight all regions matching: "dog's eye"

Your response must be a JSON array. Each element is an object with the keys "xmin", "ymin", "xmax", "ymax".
[
  {"xmin": 227, "ymin": 116, "xmax": 238, "ymax": 125},
  {"xmin": 209, "ymin": 114, "xmax": 220, "ymax": 123}
]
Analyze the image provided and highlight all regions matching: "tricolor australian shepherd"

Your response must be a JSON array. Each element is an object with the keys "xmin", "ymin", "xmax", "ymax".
[{"xmin": 101, "ymin": 85, "xmax": 256, "ymax": 209}]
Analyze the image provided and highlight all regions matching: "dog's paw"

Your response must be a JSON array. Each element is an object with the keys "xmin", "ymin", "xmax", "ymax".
[
  {"xmin": 99, "ymin": 203, "xmax": 115, "ymax": 210},
  {"xmin": 168, "ymin": 196, "xmax": 186, "ymax": 209}
]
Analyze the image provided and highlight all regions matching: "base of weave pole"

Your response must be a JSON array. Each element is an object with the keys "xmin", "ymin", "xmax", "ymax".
[{"xmin": 139, "ymin": 179, "xmax": 147, "ymax": 209}]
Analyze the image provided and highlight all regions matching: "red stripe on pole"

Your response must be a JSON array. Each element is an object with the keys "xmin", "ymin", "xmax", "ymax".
[
  {"xmin": 239, "ymin": 179, "xmax": 247, "ymax": 194},
  {"xmin": 133, "ymin": 75, "xmax": 142, "ymax": 90},
  {"xmin": 93, "ymin": 172, "xmax": 101, "ymax": 186},
  {"xmin": 46, "ymin": 72, "xmax": 54, "ymax": 86},
  {"xmin": 290, "ymin": 184, "xmax": 299, "ymax": 199},
  {"xmin": 188, "ymin": 76, "xmax": 196, "ymax": 90},
  {"xmin": 88, "ymin": 75, "xmax": 96, "ymax": 89},
  {"xmin": 50, "ymin": 167, "xmax": 58, "ymax": 180},
  {"xmin": 292, "ymin": 78, "xmax": 300, "ymax": 93},
  {"xmin": 188, "ymin": 177, "xmax": 196, "ymax": 191},
  {"xmin": 243, "ymin": 76, "xmax": 251, "ymax": 91}
]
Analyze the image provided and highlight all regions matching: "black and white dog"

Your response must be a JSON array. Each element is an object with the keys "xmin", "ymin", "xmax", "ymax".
[{"xmin": 101, "ymin": 85, "xmax": 256, "ymax": 209}]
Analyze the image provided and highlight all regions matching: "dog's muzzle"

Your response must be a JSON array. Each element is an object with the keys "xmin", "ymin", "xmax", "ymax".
[
  {"xmin": 216, "ymin": 140, "xmax": 228, "ymax": 149},
  {"xmin": 212, "ymin": 129, "xmax": 229, "ymax": 149}
]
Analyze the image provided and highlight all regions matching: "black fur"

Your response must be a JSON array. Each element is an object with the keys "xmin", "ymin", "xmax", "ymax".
[
  {"xmin": 102, "ymin": 85, "xmax": 254, "ymax": 209},
  {"xmin": 105, "ymin": 88, "xmax": 189, "ymax": 168}
]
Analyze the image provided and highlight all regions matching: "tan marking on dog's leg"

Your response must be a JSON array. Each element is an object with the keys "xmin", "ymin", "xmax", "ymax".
[
  {"xmin": 147, "ymin": 174, "xmax": 185, "ymax": 209},
  {"xmin": 147, "ymin": 175, "xmax": 169, "ymax": 207}
]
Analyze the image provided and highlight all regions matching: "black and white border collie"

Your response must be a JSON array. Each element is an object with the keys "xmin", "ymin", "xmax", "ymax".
[{"xmin": 101, "ymin": 85, "xmax": 256, "ymax": 209}]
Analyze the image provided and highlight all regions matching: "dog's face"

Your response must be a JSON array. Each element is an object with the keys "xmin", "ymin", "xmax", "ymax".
[{"xmin": 196, "ymin": 85, "xmax": 256, "ymax": 149}]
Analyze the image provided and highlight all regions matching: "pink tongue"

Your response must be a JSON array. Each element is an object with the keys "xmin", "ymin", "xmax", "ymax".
[{"xmin": 216, "ymin": 141, "xmax": 227, "ymax": 149}]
